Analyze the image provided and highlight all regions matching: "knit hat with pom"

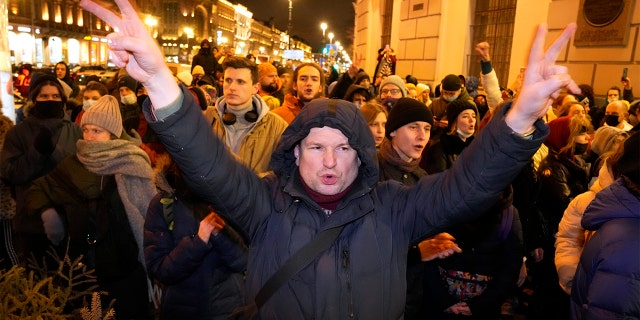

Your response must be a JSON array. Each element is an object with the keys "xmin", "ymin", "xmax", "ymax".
[{"xmin": 81, "ymin": 95, "xmax": 123, "ymax": 137}]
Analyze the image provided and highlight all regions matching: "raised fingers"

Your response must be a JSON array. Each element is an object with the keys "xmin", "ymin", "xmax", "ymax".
[
  {"xmin": 80, "ymin": 0, "xmax": 121, "ymax": 30},
  {"xmin": 544, "ymin": 23, "xmax": 577, "ymax": 64}
]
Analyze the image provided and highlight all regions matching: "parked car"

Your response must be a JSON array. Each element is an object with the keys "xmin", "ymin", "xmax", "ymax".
[{"xmin": 71, "ymin": 65, "xmax": 117, "ymax": 84}]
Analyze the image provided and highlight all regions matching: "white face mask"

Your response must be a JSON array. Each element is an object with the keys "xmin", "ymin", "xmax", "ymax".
[
  {"xmin": 457, "ymin": 128, "xmax": 473, "ymax": 139},
  {"xmin": 82, "ymin": 99, "xmax": 97, "ymax": 111},
  {"xmin": 444, "ymin": 94, "xmax": 459, "ymax": 102},
  {"xmin": 121, "ymin": 94, "xmax": 137, "ymax": 105}
]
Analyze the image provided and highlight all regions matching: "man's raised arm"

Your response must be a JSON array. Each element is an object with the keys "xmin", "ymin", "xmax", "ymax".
[{"xmin": 80, "ymin": 0, "xmax": 180, "ymax": 112}]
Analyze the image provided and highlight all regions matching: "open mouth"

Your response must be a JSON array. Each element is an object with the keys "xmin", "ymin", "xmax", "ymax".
[{"xmin": 322, "ymin": 174, "xmax": 337, "ymax": 185}]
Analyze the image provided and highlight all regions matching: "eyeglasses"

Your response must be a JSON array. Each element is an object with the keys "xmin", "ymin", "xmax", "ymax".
[{"xmin": 380, "ymin": 89, "xmax": 401, "ymax": 96}]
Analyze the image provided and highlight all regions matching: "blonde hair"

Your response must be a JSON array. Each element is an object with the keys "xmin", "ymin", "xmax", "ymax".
[{"xmin": 559, "ymin": 115, "xmax": 593, "ymax": 155}]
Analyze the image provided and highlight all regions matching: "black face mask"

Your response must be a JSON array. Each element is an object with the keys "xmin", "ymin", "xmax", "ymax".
[
  {"xmin": 201, "ymin": 47, "xmax": 211, "ymax": 54},
  {"xmin": 30, "ymin": 100, "xmax": 65, "ymax": 119},
  {"xmin": 604, "ymin": 114, "xmax": 620, "ymax": 127},
  {"xmin": 573, "ymin": 142, "xmax": 588, "ymax": 155}
]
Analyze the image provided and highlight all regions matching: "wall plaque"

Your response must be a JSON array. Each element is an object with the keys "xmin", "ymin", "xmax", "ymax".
[{"xmin": 574, "ymin": 0, "xmax": 634, "ymax": 46}]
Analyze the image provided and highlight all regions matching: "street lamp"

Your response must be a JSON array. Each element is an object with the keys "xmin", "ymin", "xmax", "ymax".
[
  {"xmin": 320, "ymin": 22, "xmax": 327, "ymax": 46},
  {"xmin": 287, "ymin": 0, "xmax": 293, "ymax": 49},
  {"xmin": 328, "ymin": 32, "xmax": 334, "ymax": 44},
  {"xmin": 320, "ymin": 22, "xmax": 327, "ymax": 66}
]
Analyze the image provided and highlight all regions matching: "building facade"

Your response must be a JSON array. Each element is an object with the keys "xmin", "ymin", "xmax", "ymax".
[
  {"xmin": 7, "ymin": 0, "xmax": 312, "ymax": 67},
  {"xmin": 354, "ymin": 0, "xmax": 639, "ymax": 99}
]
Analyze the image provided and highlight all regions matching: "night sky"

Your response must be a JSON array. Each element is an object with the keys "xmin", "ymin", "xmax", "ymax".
[{"xmin": 236, "ymin": 0, "xmax": 355, "ymax": 52}]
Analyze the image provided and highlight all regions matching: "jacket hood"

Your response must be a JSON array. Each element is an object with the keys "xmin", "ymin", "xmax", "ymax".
[
  {"xmin": 270, "ymin": 98, "xmax": 379, "ymax": 187},
  {"xmin": 354, "ymin": 70, "xmax": 371, "ymax": 85},
  {"xmin": 343, "ymin": 84, "xmax": 372, "ymax": 101},
  {"xmin": 582, "ymin": 178, "xmax": 640, "ymax": 230}
]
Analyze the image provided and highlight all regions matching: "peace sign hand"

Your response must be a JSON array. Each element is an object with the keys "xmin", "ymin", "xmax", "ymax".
[
  {"xmin": 505, "ymin": 23, "xmax": 579, "ymax": 134},
  {"xmin": 80, "ymin": 0, "xmax": 180, "ymax": 109}
]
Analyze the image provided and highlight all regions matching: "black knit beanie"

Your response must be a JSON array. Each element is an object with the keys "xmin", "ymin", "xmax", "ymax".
[
  {"xmin": 441, "ymin": 74, "xmax": 462, "ymax": 91},
  {"xmin": 385, "ymin": 97, "xmax": 433, "ymax": 139},
  {"xmin": 445, "ymin": 100, "xmax": 478, "ymax": 129}
]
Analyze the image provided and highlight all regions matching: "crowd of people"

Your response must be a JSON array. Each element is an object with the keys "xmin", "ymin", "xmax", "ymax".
[{"xmin": 0, "ymin": 1, "xmax": 638, "ymax": 319}]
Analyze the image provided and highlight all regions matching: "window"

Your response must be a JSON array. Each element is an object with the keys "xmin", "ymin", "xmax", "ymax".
[{"xmin": 469, "ymin": 0, "xmax": 517, "ymax": 88}]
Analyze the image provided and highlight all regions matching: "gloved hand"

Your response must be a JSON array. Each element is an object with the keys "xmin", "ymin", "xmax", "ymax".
[
  {"xmin": 34, "ymin": 128, "xmax": 55, "ymax": 155},
  {"xmin": 41, "ymin": 208, "xmax": 65, "ymax": 245}
]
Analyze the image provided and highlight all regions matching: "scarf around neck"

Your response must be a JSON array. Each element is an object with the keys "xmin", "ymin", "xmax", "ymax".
[
  {"xmin": 76, "ymin": 139, "xmax": 156, "ymax": 273},
  {"xmin": 379, "ymin": 138, "xmax": 420, "ymax": 173}
]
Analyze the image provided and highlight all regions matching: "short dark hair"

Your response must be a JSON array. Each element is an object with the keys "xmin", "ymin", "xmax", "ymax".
[
  {"xmin": 608, "ymin": 86, "xmax": 621, "ymax": 96},
  {"xmin": 222, "ymin": 56, "xmax": 259, "ymax": 84}
]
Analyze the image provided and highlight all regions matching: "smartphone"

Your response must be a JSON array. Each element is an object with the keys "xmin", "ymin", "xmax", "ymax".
[{"xmin": 622, "ymin": 67, "xmax": 628, "ymax": 81}]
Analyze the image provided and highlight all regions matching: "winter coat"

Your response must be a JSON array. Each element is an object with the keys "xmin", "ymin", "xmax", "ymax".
[
  {"xmin": 555, "ymin": 164, "xmax": 615, "ymax": 295},
  {"xmin": 537, "ymin": 150, "xmax": 590, "ymax": 239},
  {"xmin": 192, "ymin": 52, "xmax": 218, "ymax": 77},
  {"xmin": 377, "ymin": 154, "xmax": 427, "ymax": 186},
  {"xmin": 570, "ymin": 178, "xmax": 640, "ymax": 319},
  {"xmin": 203, "ymin": 94, "xmax": 288, "ymax": 175},
  {"xmin": 0, "ymin": 116, "xmax": 81, "ymax": 234},
  {"xmin": 144, "ymin": 187, "xmax": 247, "ymax": 320},
  {"xmin": 26, "ymin": 154, "xmax": 151, "ymax": 319},
  {"xmin": 271, "ymin": 94, "xmax": 304, "ymax": 124},
  {"xmin": 144, "ymin": 86, "xmax": 548, "ymax": 320},
  {"xmin": 375, "ymin": 141, "xmax": 427, "ymax": 319},
  {"xmin": 423, "ymin": 133, "xmax": 475, "ymax": 174}
]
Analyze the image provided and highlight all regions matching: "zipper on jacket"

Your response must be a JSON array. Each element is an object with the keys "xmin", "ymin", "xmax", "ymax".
[{"xmin": 342, "ymin": 247, "xmax": 355, "ymax": 318}]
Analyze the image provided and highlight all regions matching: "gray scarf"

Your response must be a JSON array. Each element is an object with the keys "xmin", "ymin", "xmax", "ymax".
[{"xmin": 76, "ymin": 139, "xmax": 156, "ymax": 270}]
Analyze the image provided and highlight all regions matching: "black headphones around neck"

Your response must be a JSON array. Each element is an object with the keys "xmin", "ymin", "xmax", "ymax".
[{"xmin": 222, "ymin": 101, "xmax": 259, "ymax": 125}]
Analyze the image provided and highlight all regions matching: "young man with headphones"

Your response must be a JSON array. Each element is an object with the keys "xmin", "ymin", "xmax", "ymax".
[{"xmin": 203, "ymin": 56, "xmax": 288, "ymax": 175}]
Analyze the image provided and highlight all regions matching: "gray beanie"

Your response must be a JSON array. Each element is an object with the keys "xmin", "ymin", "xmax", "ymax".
[
  {"xmin": 591, "ymin": 126, "xmax": 626, "ymax": 156},
  {"xmin": 81, "ymin": 95, "xmax": 123, "ymax": 137},
  {"xmin": 379, "ymin": 75, "xmax": 407, "ymax": 97}
]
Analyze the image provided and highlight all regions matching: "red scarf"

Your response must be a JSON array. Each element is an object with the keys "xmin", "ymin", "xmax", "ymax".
[{"xmin": 300, "ymin": 176, "xmax": 353, "ymax": 212}]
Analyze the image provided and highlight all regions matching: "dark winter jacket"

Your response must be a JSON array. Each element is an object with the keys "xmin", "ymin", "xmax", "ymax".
[
  {"xmin": 377, "ymin": 154, "xmax": 427, "ymax": 186},
  {"xmin": 423, "ymin": 133, "xmax": 475, "ymax": 174},
  {"xmin": 144, "ymin": 190, "xmax": 247, "ymax": 320},
  {"xmin": 144, "ymin": 86, "xmax": 548, "ymax": 319},
  {"xmin": 537, "ymin": 150, "xmax": 590, "ymax": 238},
  {"xmin": 192, "ymin": 52, "xmax": 218, "ymax": 77},
  {"xmin": 26, "ymin": 154, "xmax": 151, "ymax": 319},
  {"xmin": 0, "ymin": 116, "xmax": 81, "ymax": 234},
  {"xmin": 570, "ymin": 178, "xmax": 640, "ymax": 319}
]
